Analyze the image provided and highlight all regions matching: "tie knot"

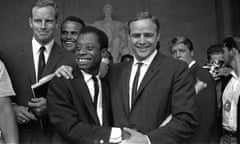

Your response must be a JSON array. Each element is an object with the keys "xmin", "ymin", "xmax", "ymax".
[
  {"xmin": 136, "ymin": 62, "xmax": 143, "ymax": 67},
  {"xmin": 40, "ymin": 46, "xmax": 46, "ymax": 52},
  {"xmin": 92, "ymin": 75, "xmax": 98, "ymax": 81}
]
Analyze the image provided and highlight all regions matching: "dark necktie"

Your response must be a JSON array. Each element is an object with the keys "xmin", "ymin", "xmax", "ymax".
[
  {"xmin": 38, "ymin": 46, "xmax": 46, "ymax": 81},
  {"xmin": 132, "ymin": 62, "xmax": 143, "ymax": 105},
  {"xmin": 92, "ymin": 76, "xmax": 99, "ymax": 110}
]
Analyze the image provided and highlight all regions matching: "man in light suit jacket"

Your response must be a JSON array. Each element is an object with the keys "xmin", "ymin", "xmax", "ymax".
[
  {"xmin": 0, "ymin": 0, "xmax": 75, "ymax": 143},
  {"xmin": 220, "ymin": 36, "xmax": 240, "ymax": 144},
  {"xmin": 108, "ymin": 12, "xmax": 198, "ymax": 144},
  {"xmin": 169, "ymin": 36, "xmax": 217, "ymax": 144},
  {"xmin": 48, "ymin": 26, "xmax": 129, "ymax": 144}
]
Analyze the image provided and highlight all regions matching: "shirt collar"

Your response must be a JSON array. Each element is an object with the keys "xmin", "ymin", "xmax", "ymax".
[
  {"xmin": 32, "ymin": 37, "xmax": 54, "ymax": 54},
  {"xmin": 133, "ymin": 50, "xmax": 157, "ymax": 66},
  {"xmin": 81, "ymin": 70, "xmax": 100, "ymax": 82},
  {"xmin": 188, "ymin": 60, "xmax": 196, "ymax": 68}
]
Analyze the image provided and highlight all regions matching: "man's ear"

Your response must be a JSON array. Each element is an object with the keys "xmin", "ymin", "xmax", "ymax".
[
  {"xmin": 101, "ymin": 48, "xmax": 107, "ymax": 57},
  {"xmin": 156, "ymin": 32, "xmax": 161, "ymax": 41},
  {"xmin": 29, "ymin": 17, "xmax": 33, "ymax": 28},
  {"xmin": 190, "ymin": 51, "xmax": 194, "ymax": 57}
]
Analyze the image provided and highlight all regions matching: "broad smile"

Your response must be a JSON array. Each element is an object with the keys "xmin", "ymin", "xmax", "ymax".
[
  {"xmin": 76, "ymin": 57, "xmax": 91, "ymax": 64},
  {"xmin": 63, "ymin": 41, "xmax": 75, "ymax": 46}
]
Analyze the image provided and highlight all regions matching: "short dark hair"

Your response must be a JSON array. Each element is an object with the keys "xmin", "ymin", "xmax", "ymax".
[
  {"xmin": 30, "ymin": 0, "xmax": 59, "ymax": 20},
  {"xmin": 168, "ymin": 36, "xmax": 194, "ymax": 52},
  {"xmin": 61, "ymin": 16, "xmax": 85, "ymax": 31},
  {"xmin": 223, "ymin": 36, "xmax": 240, "ymax": 52},
  {"xmin": 207, "ymin": 44, "xmax": 224, "ymax": 61},
  {"xmin": 79, "ymin": 26, "xmax": 108, "ymax": 50},
  {"xmin": 127, "ymin": 11, "xmax": 160, "ymax": 34}
]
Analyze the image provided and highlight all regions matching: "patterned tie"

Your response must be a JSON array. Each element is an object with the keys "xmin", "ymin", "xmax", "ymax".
[
  {"xmin": 38, "ymin": 46, "xmax": 46, "ymax": 81},
  {"xmin": 92, "ymin": 75, "xmax": 99, "ymax": 110},
  {"xmin": 132, "ymin": 62, "xmax": 143, "ymax": 105}
]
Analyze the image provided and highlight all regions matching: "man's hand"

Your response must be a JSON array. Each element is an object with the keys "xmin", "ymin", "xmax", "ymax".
[
  {"xmin": 216, "ymin": 67, "xmax": 232, "ymax": 77},
  {"xmin": 28, "ymin": 97, "xmax": 47, "ymax": 117},
  {"xmin": 195, "ymin": 78, "xmax": 207, "ymax": 94},
  {"xmin": 99, "ymin": 62, "xmax": 109, "ymax": 78},
  {"xmin": 13, "ymin": 104, "xmax": 37, "ymax": 124},
  {"xmin": 54, "ymin": 65, "xmax": 73, "ymax": 79},
  {"xmin": 120, "ymin": 128, "xmax": 149, "ymax": 144}
]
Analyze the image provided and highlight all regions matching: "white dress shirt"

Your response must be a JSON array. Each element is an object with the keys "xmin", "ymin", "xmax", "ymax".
[
  {"xmin": 129, "ymin": 50, "xmax": 157, "ymax": 109},
  {"xmin": 222, "ymin": 71, "xmax": 240, "ymax": 131},
  {"xmin": 80, "ymin": 70, "xmax": 121, "ymax": 143},
  {"xmin": 32, "ymin": 38, "xmax": 54, "ymax": 81},
  {"xmin": 81, "ymin": 70, "xmax": 103, "ymax": 125}
]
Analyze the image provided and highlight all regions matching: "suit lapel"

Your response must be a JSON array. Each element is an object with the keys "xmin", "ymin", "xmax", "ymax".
[
  {"xmin": 101, "ymin": 79, "xmax": 110, "ymax": 126},
  {"xmin": 41, "ymin": 43, "xmax": 62, "ymax": 77},
  {"xmin": 72, "ymin": 69, "xmax": 100, "ymax": 125},
  {"xmin": 189, "ymin": 63, "xmax": 198, "ymax": 81},
  {"xmin": 132, "ymin": 53, "xmax": 163, "ymax": 106},
  {"xmin": 21, "ymin": 44, "xmax": 36, "ymax": 84}
]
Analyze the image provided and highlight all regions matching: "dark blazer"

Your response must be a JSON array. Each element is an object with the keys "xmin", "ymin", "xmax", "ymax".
[
  {"xmin": 47, "ymin": 69, "xmax": 112, "ymax": 144},
  {"xmin": 186, "ymin": 62, "xmax": 217, "ymax": 143},
  {"xmin": 0, "ymin": 42, "xmax": 75, "ymax": 144},
  {"xmin": 221, "ymin": 75, "xmax": 240, "ymax": 144},
  {"xmin": 108, "ymin": 52, "xmax": 198, "ymax": 144}
]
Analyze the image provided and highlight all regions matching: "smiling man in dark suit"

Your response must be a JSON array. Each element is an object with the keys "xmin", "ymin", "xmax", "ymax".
[
  {"xmin": 48, "ymin": 26, "xmax": 129, "ymax": 144},
  {"xmin": 0, "ymin": 0, "xmax": 75, "ymax": 143},
  {"xmin": 108, "ymin": 12, "xmax": 198, "ymax": 144},
  {"xmin": 169, "ymin": 36, "xmax": 217, "ymax": 144}
]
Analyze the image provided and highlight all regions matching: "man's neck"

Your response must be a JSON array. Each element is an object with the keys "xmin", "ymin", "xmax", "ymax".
[{"xmin": 35, "ymin": 38, "xmax": 54, "ymax": 46}]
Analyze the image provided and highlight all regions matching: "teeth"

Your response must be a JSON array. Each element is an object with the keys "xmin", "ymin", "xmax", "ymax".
[
  {"xmin": 65, "ymin": 41, "xmax": 74, "ymax": 44},
  {"xmin": 78, "ymin": 59, "xmax": 89, "ymax": 62}
]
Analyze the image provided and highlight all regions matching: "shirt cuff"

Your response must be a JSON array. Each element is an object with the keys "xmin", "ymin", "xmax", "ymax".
[{"xmin": 109, "ymin": 127, "xmax": 122, "ymax": 143}]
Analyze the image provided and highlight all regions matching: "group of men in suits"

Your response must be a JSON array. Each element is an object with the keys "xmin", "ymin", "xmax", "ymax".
[
  {"xmin": 2, "ymin": 0, "xmax": 240, "ymax": 144},
  {"xmin": 47, "ymin": 10, "xmax": 198, "ymax": 143}
]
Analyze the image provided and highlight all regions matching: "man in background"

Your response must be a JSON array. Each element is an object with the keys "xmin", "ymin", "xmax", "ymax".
[
  {"xmin": 60, "ymin": 16, "xmax": 85, "ymax": 52},
  {"xmin": 220, "ymin": 36, "xmax": 240, "ymax": 144},
  {"xmin": 169, "ymin": 36, "xmax": 217, "ymax": 143}
]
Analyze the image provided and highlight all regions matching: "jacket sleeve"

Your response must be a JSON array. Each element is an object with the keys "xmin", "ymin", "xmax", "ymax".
[{"xmin": 146, "ymin": 63, "xmax": 198, "ymax": 144}]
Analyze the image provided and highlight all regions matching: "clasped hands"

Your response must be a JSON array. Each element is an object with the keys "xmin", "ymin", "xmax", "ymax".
[{"xmin": 120, "ymin": 127, "xmax": 149, "ymax": 144}]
